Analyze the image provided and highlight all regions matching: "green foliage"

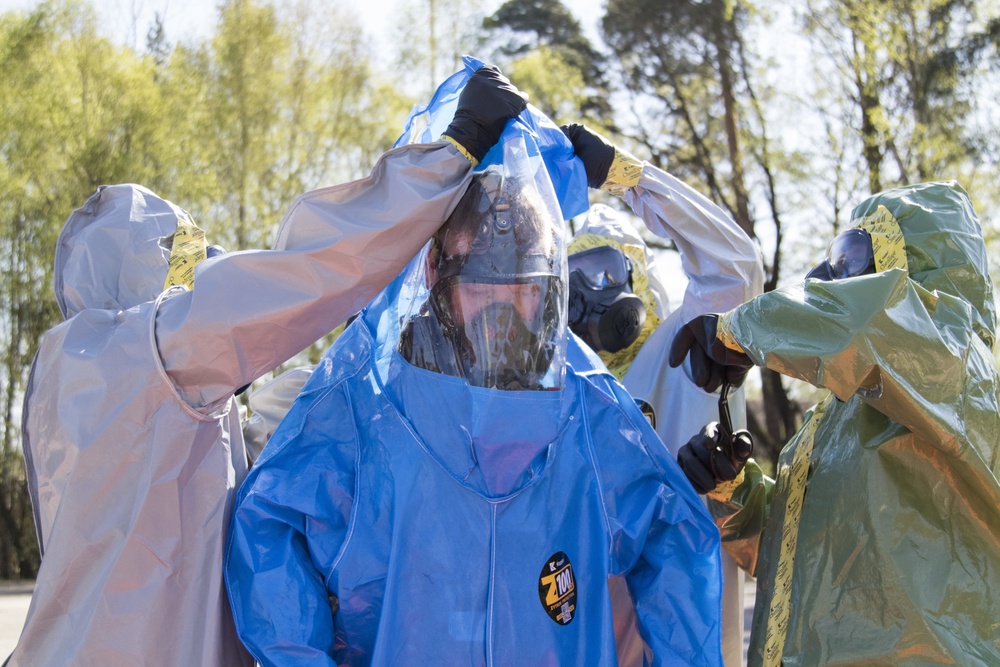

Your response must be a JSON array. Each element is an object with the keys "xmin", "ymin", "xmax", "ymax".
[
  {"xmin": 802, "ymin": 0, "xmax": 990, "ymax": 198},
  {"xmin": 505, "ymin": 46, "xmax": 588, "ymax": 126},
  {"xmin": 167, "ymin": 0, "xmax": 412, "ymax": 250},
  {"xmin": 0, "ymin": 449, "xmax": 37, "ymax": 579},
  {"xmin": 1, "ymin": 0, "xmax": 999, "ymax": 580},
  {"xmin": 482, "ymin": 0, "xmax": 612, "ymax": 123},
  {"xmin": 389, "ymin": 0, "xmax": 488, "ymax": 100}
]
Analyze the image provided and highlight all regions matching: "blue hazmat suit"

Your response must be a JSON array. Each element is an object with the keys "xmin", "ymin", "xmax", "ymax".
[
  {"xmin": 225, "ymin": 297, "xmax": 724, "ymax": 666},
  {"xmin": 226, "ymin": 58, "xmax": 724, "ymax": 666}
]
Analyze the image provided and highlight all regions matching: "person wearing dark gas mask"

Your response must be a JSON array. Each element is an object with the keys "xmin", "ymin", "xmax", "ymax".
[
  {"xmin": 224, "ymin": 131, "xmax": 726, "ymax": 665},
  {"xmin": 668, "ymin": 182, "xmax": 1000, "ymax": 666},
  {"xmin": 559, "ymin": 124, "xmax": 763, "ymax": 667},
  {"xmin": 399, "ymin": 167, "xmax": 563, "ymax": 392}
]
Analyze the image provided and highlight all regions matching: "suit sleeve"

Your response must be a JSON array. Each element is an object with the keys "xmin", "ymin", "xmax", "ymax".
[
  {"xmin": 722, "ymin": 269, "xmax": 980, "ymax": 446},
  {"xmin": 623, "ymin": 165, "xmax": 764, "ymax": 318},
  {"xmin": 225, "ymin": 386, "xmax": 357, "ymax": 666},
  {"xmin": 155, "ymin": 142, "xmax": 473, "ymax": 412}
]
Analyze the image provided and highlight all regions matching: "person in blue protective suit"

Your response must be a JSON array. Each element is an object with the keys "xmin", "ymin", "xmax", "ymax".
[
  {"xmin": 560, "ymin": 124, "xmax": 764, "ymax": 667},
  {"xmin": 224, "ymin": 130, "xmax": 726, "ymax": 665},
  {"xmin": 9, "ymin": 65, "xmax": 526, "ymax": 667},
  {"xmin": 669, "ymin": 181, "xmax": 1000, "ymax": 666}
]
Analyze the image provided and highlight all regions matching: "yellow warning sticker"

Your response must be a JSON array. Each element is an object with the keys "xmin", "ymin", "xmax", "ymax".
[
  {"xmin": 163, "ymin": 217, "xmax": 207, "ymax": 291},
  {"xmin": 762, "ymin": 393, "xmax": 834, "ymax": 667},
  {"xmin": 852, "ymin": 205, "xmax": 907, "ymax": 274}
]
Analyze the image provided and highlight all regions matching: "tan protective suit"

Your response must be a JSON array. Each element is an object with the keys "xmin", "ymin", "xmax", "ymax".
[{"xmin": 12, "ymin": 143, "xmax": 473, "ymax": 666}]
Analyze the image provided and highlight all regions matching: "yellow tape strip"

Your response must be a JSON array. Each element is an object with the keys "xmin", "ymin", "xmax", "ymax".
[
  {"xmin": 717, "ymin": 310, "xmax": 746, "ymax": 354},
  {"xmin": 600, "ymin": 148, "xmax": 643, "ymax": 196},
  {"xmin": 761, "ymin": 393, "xmax": 833, "ymax": 667},
  {"xmin": 163, "ymin": 217, "xmax": 207, "ymax": 291},
  {"xmin": 440, "ymin": 134, "xmax": 480, "ymax": 166},
  {"xmin": 852, "ymin": 204, "xmax": 907, "ymax": 274}
]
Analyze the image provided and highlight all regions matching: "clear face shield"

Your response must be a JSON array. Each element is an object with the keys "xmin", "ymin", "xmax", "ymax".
[{"xmin": 399, "ymin": 140, "xmax": 568, "ymax": 391}]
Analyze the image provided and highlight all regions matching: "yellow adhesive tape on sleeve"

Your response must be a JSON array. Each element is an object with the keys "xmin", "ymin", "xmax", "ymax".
[
  {"xmin": 717, "ymin": 310, "xmax": 746, "ymax": 354},
  {"xmin": 600, "ymin": 148, "xmax": 644, "ymax": 196},
  {"xmin": 440, "ymin": 135, "xmax": 480, "ymax": 166},
  {"xmin": 707, "ymin": 466, "xmax": 746, "ymax": 502},
  {"xmin": 163, "ymin": 217, "xmax": 207, "ymax": 291}
]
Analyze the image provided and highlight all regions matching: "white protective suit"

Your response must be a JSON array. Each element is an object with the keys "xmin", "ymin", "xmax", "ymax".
[
  {"xmin": 575, "ymin": 166, "xmax": 763, "ymax": 667},
  {"xmin": 12, "ymin": 142, "xmax": 474, "ymax": 666}
]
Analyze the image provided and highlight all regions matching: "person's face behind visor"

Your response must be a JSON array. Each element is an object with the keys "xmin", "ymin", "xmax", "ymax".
[
  {"xmin": 443, "ymin": 281, "xmax": 545, "ymax": 328},
  {"xmin": 806, "ymin": 228, "xmax": 876, "ymax": 281},
  {"xmin": 428, "ymin": 170, "xmax": 566, "ymax": 391}
]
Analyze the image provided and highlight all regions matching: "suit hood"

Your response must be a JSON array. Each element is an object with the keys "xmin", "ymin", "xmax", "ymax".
[
  {"xmin": 54, "ymin": 184, "xmax": 189, "ymax": 319},
  {"xmin": 850, "ymin": 181, "xmax": 996, "ymax": 348}
]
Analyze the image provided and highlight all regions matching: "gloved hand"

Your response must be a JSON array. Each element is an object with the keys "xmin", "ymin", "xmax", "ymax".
[
  {"xmin": 560, "ymin": 123, "xmax": 643, "ymax": 194},
  {"xmin": 678, "ymin": 422, "xmax": 754, "ymax": 494},
  {"xmin": 442, "ymin": 65, "xmax": 528, "ymax": 164},
  {"xmin": 668, "ymin": 314, "xmax": 754, "ymax": 393}
]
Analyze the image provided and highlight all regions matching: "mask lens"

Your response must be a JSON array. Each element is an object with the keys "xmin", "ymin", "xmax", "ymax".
[
  {"xmin": 828, "ymin": 228, "xmax": 874, "ymax": 279},
  {"xmin": 442, "ymin": 279, "xmax": 546, "ymax": 331},
  {"xmin": 568, "ymin": 245, "xmax": 631, "ymax": 289}
]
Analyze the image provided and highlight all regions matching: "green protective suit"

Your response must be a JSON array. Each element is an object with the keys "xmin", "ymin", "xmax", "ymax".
[{"xmin": 721, "ymin": 182, "xmax": 1000, "ymax": 666}]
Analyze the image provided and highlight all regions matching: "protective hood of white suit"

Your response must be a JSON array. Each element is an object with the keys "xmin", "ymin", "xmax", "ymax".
[{"xmin": 54, "ymin": 183, "xmax": 205, "ymax": 319}]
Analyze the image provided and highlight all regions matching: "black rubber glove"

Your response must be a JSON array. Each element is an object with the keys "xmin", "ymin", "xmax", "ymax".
[
  {"xmin": 668, "ymin": 314, "xmax": 754, "ymax": 393},
  {"xmin": 560, "ymin": 123, "xmax": 616, "ymax": 189},
  {"xmin": 442, "ymin": 65, "xmax": 528, "ymax": 163},
  {"xmin": 677, "ymin": 422, "xmax": 754, "ymax": 494}
]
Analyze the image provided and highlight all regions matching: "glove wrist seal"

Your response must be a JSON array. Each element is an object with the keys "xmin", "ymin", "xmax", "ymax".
[
  {"xmin": 600, "ymin": 148, "xmax": 643, "ymax": 195},
  {"xmin": 440, "ymin": 134, "xmax": 480, "ymax": 166}
]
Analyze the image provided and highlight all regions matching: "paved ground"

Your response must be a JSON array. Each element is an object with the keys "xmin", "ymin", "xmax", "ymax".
[
  {"xmin": 0, "ymin": 581, "xmax": 34, "ymax": 659},
  {"xmin": 742, "ymin": 576, "xmax": 755, "ymax": 664},
  {"xmin": 2, "ymin": 579, "xmax": 758, "ymax": 664}
]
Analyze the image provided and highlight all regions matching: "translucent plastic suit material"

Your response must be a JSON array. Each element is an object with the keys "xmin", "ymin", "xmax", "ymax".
[
  {"xmin": 405, "ymin": 155, "xmax": 569, "ymax": 391},
  {"xmin": 224, "ymin": 282, "xmax": 724, "ymax": 667},
  {"xmin": 225, "ymin": 62, "xmax": 724, "ymax": 665},
  {"xmin": 714, "ymin": 182, "xmax": 1000, "ymax": 666},
  {"xmin": 569, "ymin": 189, "xmax": 763, "ymax": 667},
  {"xmin": 13, "ymin": 139, "xmax": 477, "ymax": 666}
]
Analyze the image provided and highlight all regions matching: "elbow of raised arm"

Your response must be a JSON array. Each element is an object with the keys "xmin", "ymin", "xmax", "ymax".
[{"xmin": 746, "ymin": 244, "xmax": 766, "ymax": 298}]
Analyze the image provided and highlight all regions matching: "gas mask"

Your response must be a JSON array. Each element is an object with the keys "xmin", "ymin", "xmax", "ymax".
[
  {"xmin": 406, "ymin": 163, "xmax": 567, "ymax": 391},
  {"xmin": 806, "ymin": 228, "xmax": 876, "ymax": 281},
  {"xmin": 567, "ymin": 245, "xmax": 646, "ymax": 353}
]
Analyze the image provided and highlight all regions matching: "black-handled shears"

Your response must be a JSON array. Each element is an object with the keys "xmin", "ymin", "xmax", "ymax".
[{"xmin": 717, "ymin": 379, "xmax": 754, "ymax": 462}]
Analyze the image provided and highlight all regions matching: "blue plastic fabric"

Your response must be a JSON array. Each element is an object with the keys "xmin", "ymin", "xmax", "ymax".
[
  {"xmin": 395, "ymin": 55, "xmax": 590, "ymax": 221},
  {"xmin": 224, "ymin": 289, "xmax": 724, "ymax": 666},
  {"xmin": 224, "ymin": 59, "xmax": 722, "ymax": 666}
]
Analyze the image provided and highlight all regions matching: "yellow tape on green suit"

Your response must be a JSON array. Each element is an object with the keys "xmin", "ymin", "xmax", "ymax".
[{"xmin": 762, "ymin": 393, "xmax": 834, "ymax": 667}]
